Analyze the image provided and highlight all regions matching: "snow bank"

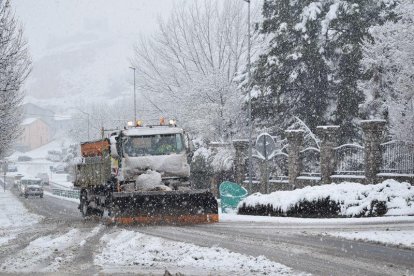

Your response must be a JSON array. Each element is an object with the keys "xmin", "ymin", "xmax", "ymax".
[
  {"xmin": 238, "ymin": 180, "xmax": 414, "ymax": 217},
  {"xmin": 95, "ymin": 230, "xmax": 293, "ymax": 275},
  {"xmin": 220, "ymin": 213, "xmax": 414, "ymax": 224},
  {"xmin": 328, "ymin": 230, "xmax": 414, "ymax": 249}
]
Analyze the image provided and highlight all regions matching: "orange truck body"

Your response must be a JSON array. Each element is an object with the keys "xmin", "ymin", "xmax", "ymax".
[{"xmin": 80, "ymin": 139, "xmax": 110, "ymax": 157}]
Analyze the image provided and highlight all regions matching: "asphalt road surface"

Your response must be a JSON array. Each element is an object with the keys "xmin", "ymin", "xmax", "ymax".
[{"xmin": 4, "ymin": 188, "xmax": 414, "ymax": 276}]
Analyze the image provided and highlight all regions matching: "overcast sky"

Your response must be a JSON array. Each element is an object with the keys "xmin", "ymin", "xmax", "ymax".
[{"xmin": 12, "ymin": 0, "xmax": 178, "ymax": 110}]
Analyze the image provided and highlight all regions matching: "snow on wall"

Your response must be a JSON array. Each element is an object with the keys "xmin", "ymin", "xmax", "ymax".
[{"xmin": 238, "ymin": 180, "xmax": 414, "ymax": 217}]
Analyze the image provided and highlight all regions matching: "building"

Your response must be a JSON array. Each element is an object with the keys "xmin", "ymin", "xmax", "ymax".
[
  {"xmin": 22, "ymin": 103, "xmax": 55, "ymax": 127},
  {"xmin": 16, "ymin": 118, "xmax": 51, "ymax": 151}
]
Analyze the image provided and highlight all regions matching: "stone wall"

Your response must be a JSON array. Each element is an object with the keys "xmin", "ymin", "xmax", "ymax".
[{"xmin": 233, "ymin": 120, "xmax": 414, "ymax": 194}]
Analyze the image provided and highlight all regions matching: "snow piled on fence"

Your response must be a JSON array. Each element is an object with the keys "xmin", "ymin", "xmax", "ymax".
[
  {"xmin": 95, "ymin": 230, "xmax": 294, "ymax": 275},
  {"xmin": 238, "ymin": 180, "xmax": 414, "ymax": 217}
]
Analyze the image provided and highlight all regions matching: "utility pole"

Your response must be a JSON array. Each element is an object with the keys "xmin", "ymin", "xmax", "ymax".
[
  {"xmin": 87, "ymin": 113, "xmax": 90, "ymax": 140},
  {"xmin": 129, "ymin": 67, "xmax": 137, "ymax": 123},
  {"xmin": 242, "ymin": 0, "xmax": 253, "ymax": 193},
  {"xmin": 2, "ymin": 161, "xmax": 7, "ymax": 192}
]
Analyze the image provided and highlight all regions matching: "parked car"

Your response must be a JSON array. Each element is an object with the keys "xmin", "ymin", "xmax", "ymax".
[
  {"xmin": 19, "ymin": 177, "xmax": 43, "ymax": 198},
  {"xmin": 36, "ymin": 173, "xmax": 49, "ymax": 185},
  {"xmin": 17, "ymin": 156, "xmax": 32, "ymax": 162}
]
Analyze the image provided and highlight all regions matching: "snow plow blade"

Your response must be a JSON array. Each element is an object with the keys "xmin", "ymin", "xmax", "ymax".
[{"xmin": 109, "ymin": 190, "xmax": 219, "ymax": 225}]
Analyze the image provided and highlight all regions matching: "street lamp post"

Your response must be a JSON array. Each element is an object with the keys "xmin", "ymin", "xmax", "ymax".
[
  {"xmin": 242, "ymin": 0, "xmax": 253, "ymax": 193},
  {"xmin": 129, "ymin": 66, "xmax": 137, "ymax": 123}
]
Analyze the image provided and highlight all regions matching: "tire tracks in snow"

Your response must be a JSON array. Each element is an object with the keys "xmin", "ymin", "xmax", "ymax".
[
  {"xmin": 0, "ymin": 223, "xmax": 106, "ymax": 274},
  {"xmin": 135, "ymin": 225, "xmax": 414, "ymax": 276}
]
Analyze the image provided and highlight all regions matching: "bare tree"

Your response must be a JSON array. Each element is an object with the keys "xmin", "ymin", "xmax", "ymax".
[
  {"xmin": 0, "ymin": 0, "xmax": 31, "ymax": 158},
  {"xmin": 132, "ymin": 0, "xmax": 252, "ymax": 140}
]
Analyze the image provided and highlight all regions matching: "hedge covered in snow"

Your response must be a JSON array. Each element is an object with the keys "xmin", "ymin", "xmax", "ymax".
[{"xmin": 237, "ymin": 180, "xmax": 414, "ymax": 218}]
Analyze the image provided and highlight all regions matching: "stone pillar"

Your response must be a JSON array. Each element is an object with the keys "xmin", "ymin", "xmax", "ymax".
[
  {"xmin": 285, "ymin": 130, "xmax": 304, "ymax": 188},
  {"xmin": 361, "ymin": 120, "xmax": 386, "ymax": 184},
  {"xmin": 316, "ymin": 125, "xmax": 339, "ymax": 184},
  {"xmin": 233, "ymin": 139, "xmax": 249, "ymax": 186},
  {"xmin": 259, "ymin": 160, "xmax": 267, "ymax": 194}
]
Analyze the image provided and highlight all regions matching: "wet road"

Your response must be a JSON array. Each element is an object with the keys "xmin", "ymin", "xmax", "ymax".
[{"xmin": 6, "ymin": 188, "xmax": 414, "ymax": 276}]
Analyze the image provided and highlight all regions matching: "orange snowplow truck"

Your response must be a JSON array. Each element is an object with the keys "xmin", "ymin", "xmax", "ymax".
[{"xmin": 73, "ymin": 125, "xmax": 218, "ymax": 225}]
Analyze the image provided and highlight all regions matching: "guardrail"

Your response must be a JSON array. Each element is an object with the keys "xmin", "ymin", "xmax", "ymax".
[{"xmin": 52, "ymin": 188, "xmax": 80, "ymax": 199}]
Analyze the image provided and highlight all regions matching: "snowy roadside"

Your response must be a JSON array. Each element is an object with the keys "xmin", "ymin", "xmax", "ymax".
[
  {"xmin": 95, "ymin": 229, "xmax": 300, "ymax": 275},
  {"xmin": 0, "ymin": 190, "xmax": 42, "ymax": 228},
  {"xmin": 220, "ymin": 213, "xmax": 414, "ymax": 224},
  {"xmin": 0, "ymin": 190, "xmax": 42, "ymax": 246},
  {"xmin": 325, "ymin": 230, "xmax": 414, "ymax": 249}
]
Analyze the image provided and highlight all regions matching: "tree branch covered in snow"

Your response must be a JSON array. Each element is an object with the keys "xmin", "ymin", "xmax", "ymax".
[
  {"xmin": 132, "ymin": 0, "xmax": 257, "ymax": 140},
  {"xmin": 359, "ymin": 0, "xmax": 414, "ymax": 141},
  {"xmin": 0, "ymin": 0, "xmax": 31, "ymax": 158}
]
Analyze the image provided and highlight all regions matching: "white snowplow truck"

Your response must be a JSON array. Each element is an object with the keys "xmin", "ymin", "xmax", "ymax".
[{"xmin": 73, "ymin": 125, "xmax": 218, "ymax": 224}]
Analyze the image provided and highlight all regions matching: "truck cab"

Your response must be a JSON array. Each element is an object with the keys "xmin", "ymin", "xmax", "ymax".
[{"xmin": 111, "ymin": 126, "xmax": 191, "ymax": 189}]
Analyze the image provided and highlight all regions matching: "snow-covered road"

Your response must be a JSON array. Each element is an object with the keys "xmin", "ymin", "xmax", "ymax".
[{"xmin": 1, "ymin": 186, "xmax": 414, "ymax": 275}]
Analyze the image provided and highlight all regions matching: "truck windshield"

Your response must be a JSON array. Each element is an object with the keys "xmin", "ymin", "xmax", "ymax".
[{"xmin": 123, "ymin": 133, "xmax": 185, "ymax": 157}]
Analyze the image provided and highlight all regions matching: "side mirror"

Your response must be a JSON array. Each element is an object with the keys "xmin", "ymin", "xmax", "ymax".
[
  {"xmin": 189, "ymin": 140, "xmax": 195, "ymax": 152},
  {"xmin": 185, "ymin": 133, "xmax": 194, "ymax": 152},
  {"xmin": 109, "ymin": 135, "xmax": 119, "ymax": 158}
]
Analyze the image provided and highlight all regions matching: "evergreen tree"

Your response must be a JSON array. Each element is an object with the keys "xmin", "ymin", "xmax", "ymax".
[
  {"xmin": 252, "ymin": 0, "xmax": 329, "ymax": 134},
  {"xmin": 325, "ymin": 1, "xmax": 392, "ymax": 141},
  {"xmin": 251, "ymin": 0, "xmax": 394, "ymax": 142}
]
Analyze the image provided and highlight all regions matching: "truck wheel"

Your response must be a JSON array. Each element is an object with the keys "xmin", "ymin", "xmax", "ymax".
[
  {"xmin": 24, "ymin": 194, "xmax": 28, "ymax": 198},
  {"xmin": 80, "ymin": 200, "xmax": 92, "ymax": 217},
  {"xmin": 95, "ymin": 209, "xmax": 104, "ymax": 217},
  {"xmin": 40, "ymin": 194, "xmax": 43, "ymax": 198},
  {"xmin": 80, "ymin": 192, "xmax": 92, "ymax": 217}
]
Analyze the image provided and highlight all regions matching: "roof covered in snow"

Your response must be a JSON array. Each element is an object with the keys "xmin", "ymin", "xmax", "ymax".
[{"xmin": 21, "ymin": 118, "xmax": 39, "ymax": 126}]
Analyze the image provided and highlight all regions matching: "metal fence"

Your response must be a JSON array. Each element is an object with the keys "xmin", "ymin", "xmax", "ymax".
[
  {"xmin": 334, "ymin": 144, "xmax": 365, "ymax": 175},
  {"xmin": 300, "ymin": 147, "xmax": 320, "ymax": 176},
  {"xmin": 269, "ymin": 152, "xmax": 289, "ymax": 179},
  {"xmin": 52, "ymin": 188, "xmax": 80, "ymax": 199},
  {"xmin": 246, "ymin": 150, "xmax": 289, "ymax": 183},
  {"xmin": 381, "ymin": 140, "xmax": 414, "ymax": 175}
]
